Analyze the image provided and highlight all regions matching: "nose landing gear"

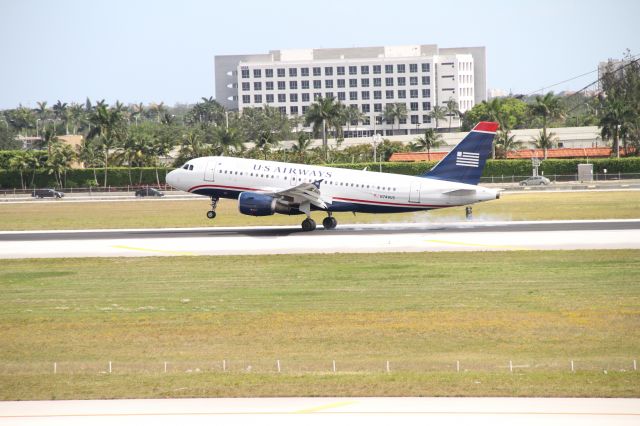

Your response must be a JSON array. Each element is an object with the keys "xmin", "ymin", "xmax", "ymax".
[{"xmin": 207, "ymin": 197, "xmax": 219, "ymax": 219}]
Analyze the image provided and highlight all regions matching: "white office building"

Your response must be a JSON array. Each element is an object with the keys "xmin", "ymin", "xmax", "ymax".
[{"xmin": 215, "ymin": 44, "xmax": 486, "ymax": 137}]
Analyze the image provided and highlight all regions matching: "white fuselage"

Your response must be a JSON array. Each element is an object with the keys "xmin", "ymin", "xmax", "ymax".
[{"xmin": 167, "ymin": 156, "xmax": 498, "ymax": 214}]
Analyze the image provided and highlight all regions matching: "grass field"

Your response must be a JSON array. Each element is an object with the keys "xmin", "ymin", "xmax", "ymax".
[
  {"xmin": 0, "ymin": 190, "xmax": 639, "ymax": 231},
  {"xmin": 1, "ymin": 250, "xmax": 639, "ymax": 399}
]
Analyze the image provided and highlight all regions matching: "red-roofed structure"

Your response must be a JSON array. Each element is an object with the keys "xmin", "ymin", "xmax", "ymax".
[{"xmin": 389, "ymin": 147, "xmax": 632, "ymax": 162}]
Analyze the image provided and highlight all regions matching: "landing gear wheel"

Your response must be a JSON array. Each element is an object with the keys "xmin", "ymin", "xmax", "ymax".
[
  {"xmin": 207, "ymin": 197, "xmax": 219, "ymax": 220},
  {"xmin": 301, "ymin": 218, "xmax": 316, "ymax": 232},
  {"xmin": 206, "ymin": 210, "xmax": 216, "ymax": 219},
  {"xmin": 322, "ymin": 216, "xmax": 337, "ymax": 230}
]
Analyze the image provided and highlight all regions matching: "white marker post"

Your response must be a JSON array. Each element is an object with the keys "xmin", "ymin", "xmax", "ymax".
[
  {"xmin": 223, "ymin": 360, "xmax": 226, "ymax": 372},
  {"xmin": 509, "ymin": 360, "xmax": 513, "ymax": 373},
  {"xmin": 634, "ymin": 360, "xmax": 637, "ymax": 371},
  {"xmin": 54, "ymin": 362, "xmax": 57, "ymax": 374},
  {"xmin": 277, "ymin": 360, "xmax": 281, "ymax": 373},
  {"xmin": 386, "ymin": 360, "xmax": 390, "ymax": 373},
  {"xmin": 164, "ymin": 362, "xmax": 167, "ymax": 373},
  {"xmin": 456, "ymin": 360, "xmax": 460, "ymax": 373},
  {"xmin": 571, "ymin": 360, "xmax": 575, "ymax": 373},
  {"xmin": 109, "ymin": 361, "xmax": 112, "ymax": 374},
  {"xmin": 332, "ymin": 360, "xmax": 336, "ymax": 373}
]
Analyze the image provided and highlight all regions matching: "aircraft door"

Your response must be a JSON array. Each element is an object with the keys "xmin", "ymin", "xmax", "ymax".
[
  {"xmin": 409, "ymin": 181, "xmax": 421, "ymax": 203},
  {"xmin": 204, "ymin": 160, "xmax": 216, "ymax": 182}
]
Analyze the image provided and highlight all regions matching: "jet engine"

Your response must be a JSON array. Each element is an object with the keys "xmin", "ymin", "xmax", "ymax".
[{"xmin": 238, "ymin": 192, "xmax": 303, "ymax": 216}]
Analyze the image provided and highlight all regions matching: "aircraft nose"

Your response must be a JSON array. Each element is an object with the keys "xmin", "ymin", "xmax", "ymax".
[{"xmin": 166, "ymin": 169, "xmax": 180, "ymax": 188}]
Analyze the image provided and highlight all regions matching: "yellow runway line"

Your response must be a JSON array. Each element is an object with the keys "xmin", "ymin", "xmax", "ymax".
[
  {"xmin": 425, "ymin": 239, "xmax": 527, "ymax": 250},
  {"xmin": 294, "ymin": 401, "xmax": 355, "ymax": 414},
  {"xmin": 112, "ymin": 245, "xmax": 198, "ymax": 256}
]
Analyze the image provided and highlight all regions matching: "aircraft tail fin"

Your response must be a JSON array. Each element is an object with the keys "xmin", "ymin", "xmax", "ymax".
[{"xmin": 421, "ymin": 122, "xmax": 498, "ymax": 185}]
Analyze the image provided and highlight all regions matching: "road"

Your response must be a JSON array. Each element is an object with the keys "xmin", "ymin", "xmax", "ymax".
[{"xmin": 1, "ymin": 220, "xmax": 639, "ymax": 258}]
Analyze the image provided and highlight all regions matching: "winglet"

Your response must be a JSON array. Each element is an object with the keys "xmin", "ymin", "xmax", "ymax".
[{"xmin": 312, "ymin": 179, "xmax": 324, "ymax": 189}]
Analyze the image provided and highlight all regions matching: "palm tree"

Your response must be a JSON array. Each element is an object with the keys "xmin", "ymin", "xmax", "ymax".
[
  {"xmin": 290, "ymin": 132, "xmax": 313, "ymax": 163},
  {"xmin": 599, "ymin": 96, "xmax": 629, "ymax": 158},
  {"xmin": 342, "ymin": 106, "xmax": 365, "ymax": 136},
  {"xmin": 255, "ymin": 130, "xmax": 278, "ymax": 160},
  {"xmin": 131, "ymin": 103, "xmax": 145, "ymax": 125},
  {"xmin": 150, "ymin": 102, "xmax": 166, "ymax": 123},
  {"xmin": 534, "ymin": 130, "xmax": 557, "ymax": 160},
  {"xmin": 52, "ymin": 100, "xmax": 69, "ymax": 134},
  {"xmin": 88, "ymin": 104, "xmax": 127, "ymax": 187},
  {"xmin": 68, "ymin": 103, "xmax": 84, "ymax": 134},
  {"xmin": 444, "ymin": 98, "xmax": 461, "ymax": 132},
  {"xmin": 528, "ymin": 92, "xmax": 564, "ymax": 156},
  {"xmin": 304, "ymin": 96, "xmax": 343, "ymax": 160},
  {"xmin": 413, "ymin": 129, "xmax": 444, "ymax": 161},
  {"xmin": 214, "ymin": 126, "xmax": 243, "ymax": 155},
  {"xmin": 8, "ymin": 151, "xmax": 30, "ymax": 189},
  {"xmin": 45, "ymin": 142, "xmax": 76, "ymax": 187},
  {"xmin": 76, "ymin": 138, "xmax": 102, "ymax": 185},
  {"xmin": 495, "ymin": 131, "xmax": 521, "ymax": 159},
  {"xmin": 429, "ymin": 105, "xmax": 447, "ymax": 130},
  {"xmin": 383, "ymin": 103, "xmax": 408, "ymax": 135}
]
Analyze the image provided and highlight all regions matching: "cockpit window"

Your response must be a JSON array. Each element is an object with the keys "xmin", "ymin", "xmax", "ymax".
[
  {"xmin": 189, "ymin": 165, "xmax": 194, "ymax": 171},
  {"xmin": 182, "ymin": 164, "xmax": 189, "ymax": 170}
]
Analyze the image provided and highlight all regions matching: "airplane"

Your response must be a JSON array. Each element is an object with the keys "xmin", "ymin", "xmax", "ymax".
[{"xmin": 166, "ymin": 121, "xmax": 500, "ymax": 231}]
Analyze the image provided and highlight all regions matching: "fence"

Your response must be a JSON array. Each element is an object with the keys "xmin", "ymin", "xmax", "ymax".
[
  {"xmin": 1, "ymin": 358, "xmax": 637, "ymax": 375},
  {"xmin": 480, "ymin": 172, "xmax": 640, "ymax": 184},
  {"xmin": 0, "ymin": 184, "xmax": 172, "ymax": 197}
]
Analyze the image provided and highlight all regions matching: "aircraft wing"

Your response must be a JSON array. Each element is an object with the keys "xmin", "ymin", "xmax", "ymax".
[{"xmin": 262, "ymin": 180, "xmax": 329, "ymax": 210}]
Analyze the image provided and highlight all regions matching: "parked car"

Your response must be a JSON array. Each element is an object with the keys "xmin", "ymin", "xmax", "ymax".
[
  {"xmin": 31, "ymin": 188, "xmax": 64, "ymax": 198},
  {"xmin": 519, "ymin": 176, "xmax": 551, "ymax": 186},
  {"xmin": 135, "ymin": 187, "xmax": 165, "ymax": 197}
]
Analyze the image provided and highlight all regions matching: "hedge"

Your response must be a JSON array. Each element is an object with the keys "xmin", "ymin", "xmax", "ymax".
[
  {"xmin": 0, "ymin": 150, "xmax": 47, "ymax": 169},
  {"xmin": 2, "ymin": 158, "xmax": 640, "ymax": 190}
]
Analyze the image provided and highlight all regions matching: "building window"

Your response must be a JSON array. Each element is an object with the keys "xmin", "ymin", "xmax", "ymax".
[
  {"xmin": 411, "ymin": 115, "xmax": 419, "ymax": 124},
  {"xmin": 385, "ymin": 77, "xmax": 393, "ymax": 86},
  {"xmin": 242, "ymin": 95, "xmax": 250, "ymax": 103},
  {"xmin": 422, "ymin": 89, "xmax": 431, "ymax": 98},
  {"xmin": 314, "ymin": 93, "xmax": 322, "ymax": 100},
  {"xmin": 302, "ymin": 93, "xmax": 310, "ymax": 102},
  {"xmin": 325, "ymin": 92, "xmax": 334, "ymax": 98},
  {"xmin": 363, "ymin": 117, "xmax": 371, "ymax": 125},
  {"xmin": 313, "ymin": 80, "xmax": 322, "ymax": 89},
  {"xmin": 254, "ymin": 82, "xmax": 262, "ymax": 90},
  {"xmin": 313, "ymin": 67, "xmax": 321, "ymax": 76},
  {"xmin": 289, "ymin": 81, "xmax": 298, "ymax": 90},
  {"xmin": 399, "ymin": 117, "xmax": 406, "ymax": 124},
  {"xmin": 385, "ymin": 90, "xmax": 394, "ymax": 99},
  {"xmin": 361, "ymin": 65, "xmax": 369, "ymax": 74},
  {"xmin": 290, "ymin": 93, "xmax": 298, "ymax": 102},
  {"xmin": 301, "ymin": 80, "xmax": 309, "ymax": 89},
  {"xmin": 253, "ymin": 69, "xmax": 261, "ymax": 78},
  {"xmin": 373, "ymin": 90, "xmax": 382, "ymax": 100},
  {"xmin": 278, "ymin": 81, "xmax": 285, "ymax": 90},
  {"xmin": 422, "ymin": 75, "xmax": 431, "ymax": 85},
  {"xmin": 422, "ymin": 101, "xmax": 431, "ymax": 111},
  {"xmin": 374, "ymin": 103, "xmax": 382, "ymax": 112},
  {"xmin": 361, "ymin": 78, "xmax": 369, "ymax": 87},
  {"xmin": 266, "ymin": 81, "xmax": 274, "ymax": 90},
  {"xmin": 373, "ymin": 78, "xmax": 382, "ymax": 87},
  {"xmin": 410, "ymin": 89, "xmax": 418, "ymax": 98},
  {"xmin": 349, "ymin": 65, "xmax": 357, "ymax": 75},
  {"xmin": 278, "ymin": 94, "xmax": 286, "ymax": 102},
  {"xmin": 398, "ymin": 90, "xmax": 406, "ymax": 99},
  {"xmin": 349, "ymin": 91, "xmax": 358, "ymax": 100},
  {"xmin": 362, "ymin": 104, "xmax": 370, "ymax": 113},
  {"xmin": 361, "ymin": 91, "xmax": 370, "ymax": 100},
  {"xmin": 373, "ymin": 65, "xmax": 381, "ymax": 74},
  {"xmin": 410, "ymin": 63, "xmax": 418, "ymax": 73},
  {"xmin": 266, "ymin": 94, "xmax": 274, "ymax": 103},
  {"xmin": 423, "ymin": 115, "xmax": 431, "ymax": 123},
  {"xmin": 290, "ymin": 106, "xmax": 298, "ymax": 115},
  {"xmin": 324, "ymin": 66, "xmax": 333, "ymax": 76},
  {"xmin": 349, "ymin": 78, "xmax": 357, "ymax": 88},
  {"xmin": 279, "ymin": 106, "xmax": 286, "ymax": 114},
  {"xmin": 397, "ymin": 64, "xmax": 406, "ymax": 73},
  {"xmin": 385, "ymin": 64, "xmax": 393, "ymax": 73},
  {"xmin": 325, "ymin": 80, "xmax": 334, "ymax": 88},
  {"xmin": 277, "ymin": 68, "xmax": 285, "ymax": 77},
  {"xmin": 421, "ymin": 63, "xmax": 430, "ymax": 72},
  {"xmin": 301, "ymin": 67, "xmax": 309, "ymax": 77},
  {"xmin": 337, "ymin": 66, "xmax": 345, "ymax": 75},
  {"xmin": 254, "ymin": 94, "xmax": 262, "ymax": 103},
  {"xmin": 397, "ymin": 77, "xmax": 406, "ymax": 86},
  {"xmin": 337, "ymin": 79, "xmax": 345, "ymax": 88},
  {"xmin": 265, "ymin": 69, "xmax": 273, "ymax": 78},
  {"xmin": 410, "ymin": 76, "xmax": 418, "ymax": 86},
  {"xmin": 289, "ymin": 68, "xmax": 297, "ymax": 77},
  {"xmin": 242, "ymin": 82, "xmax": 250, "ymax": 91},
  {"xmin": 302, "ymin": 106, "xmax": 309, "ymax": 114},
  {"xmin": 410, "ymin": 102, "xmax": 418, "ymax": 111},
  {"xmin": 338, "ymin": 92, "xmax": 346, "ymax": 101},
  {"xmin": 241, "ymin": 69, "xmax": 250, "ymax": 78}
]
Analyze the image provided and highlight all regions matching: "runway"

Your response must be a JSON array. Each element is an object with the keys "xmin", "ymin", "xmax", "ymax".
[
  {"xmin": 1, "ymin": 397, "xmax": 639, "ymax": 426},
  {"xmin": 1, "ymin": 219, "xmax": 639, "ymax": 258}
]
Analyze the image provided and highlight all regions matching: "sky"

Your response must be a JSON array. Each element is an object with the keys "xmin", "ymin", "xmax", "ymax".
[{"xmin": 1, "ymin": 0, "xmax": 639, "ymax": 109}]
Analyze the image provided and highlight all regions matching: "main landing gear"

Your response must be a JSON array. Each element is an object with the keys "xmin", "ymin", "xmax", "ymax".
[
  {"xmin": 301, "ymin": 218, "xmax": 316, "ymax": 232},
  {"xmin": 322, "ymin": 213, "xmax": 337, "ymax": 230},
  {"xmin": 206, "ymin": 197, "xmax": 219, "ymax": 219}
]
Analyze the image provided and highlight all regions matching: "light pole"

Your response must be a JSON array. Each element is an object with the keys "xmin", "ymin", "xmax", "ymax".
[{"xmin": 36, "ymin": 119, "xmax": 41, "ymax": 138}]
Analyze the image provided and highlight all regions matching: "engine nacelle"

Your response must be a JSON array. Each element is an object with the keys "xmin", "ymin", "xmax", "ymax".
[{"xmin": 238, "ymin": 192, "xmax": 276, "ymax": 216}]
